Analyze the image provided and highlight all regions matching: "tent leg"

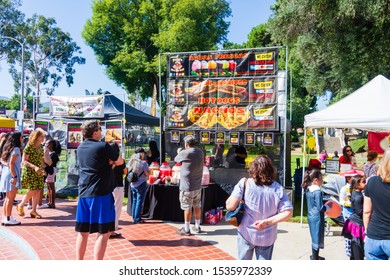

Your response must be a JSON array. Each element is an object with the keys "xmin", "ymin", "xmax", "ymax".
[{"xmin": 300, "ymin": 128, "xmax": 307, "ymax": 225}]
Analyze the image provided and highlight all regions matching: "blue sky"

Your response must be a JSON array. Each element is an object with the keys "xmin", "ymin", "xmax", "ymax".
[{"xmin": 0, "ymin": 0, "xmax": 276, "ymax": 100}]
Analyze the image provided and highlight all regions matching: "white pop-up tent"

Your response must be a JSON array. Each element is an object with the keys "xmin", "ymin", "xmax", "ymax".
[
  {"xmin": 304, "ymin": 75, "xmax": 390, "ymax": 130},
  {"xmin": 300, "ymin": 75, "xmax": 390, "ymax": 222}
]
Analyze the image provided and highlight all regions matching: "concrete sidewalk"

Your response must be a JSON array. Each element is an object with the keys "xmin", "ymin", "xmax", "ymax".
[{"xmin": 169, "ymin": 220, "xmax": 348, "ymax": 260}]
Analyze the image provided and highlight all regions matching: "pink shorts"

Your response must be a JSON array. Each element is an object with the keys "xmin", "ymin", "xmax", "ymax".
[{"xmin": 45, "ymin": 168, "xmax": 56, "ymax": 183}]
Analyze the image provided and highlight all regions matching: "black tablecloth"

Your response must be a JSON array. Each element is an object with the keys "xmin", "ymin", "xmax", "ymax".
[{"xmin": 141, "ymin": 183, "xmax": 229, "ymax": 223}]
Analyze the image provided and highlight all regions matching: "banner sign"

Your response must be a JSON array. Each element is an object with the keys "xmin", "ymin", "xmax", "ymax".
[
  {"xmin": 166, "ymin": 49, "xmax": 279, "ymax": 132},
  {"xmin": 67, "ymin": 123, "xmax": 82, "ymax": 149},
  {"xmin": 368, "ymin": 131, "xmax": 390, "ymax": 154},
  {"xmin": 50, "ymin": 96, "xmax": 105, "ymax": 118},
  {"xmin": 34, "ymin": 121, "xmax": 49, "ymax": 131}
]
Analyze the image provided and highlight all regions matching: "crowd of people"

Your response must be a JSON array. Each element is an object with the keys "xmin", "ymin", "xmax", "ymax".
[
  {"xmin": 0, "ymin": 129, "xmax": 61, "ymax": 225},
  {"xmin": 306, "ymin": 145, "xmax": 390, "ymax": 260},
  {"xmin": 3, "ymin": 125, "xmax": 390, "ymax": 261}
]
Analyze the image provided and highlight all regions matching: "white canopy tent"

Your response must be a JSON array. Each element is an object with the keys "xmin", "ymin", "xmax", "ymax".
[
  {"xmin": 300, "ymin": 75, "xmax": 390, "ymax": 222},
  {"xmin": 304, "ymin": 75, "xmax": 390, "ymax": 130}
]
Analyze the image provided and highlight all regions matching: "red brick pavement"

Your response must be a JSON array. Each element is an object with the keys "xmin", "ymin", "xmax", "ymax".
[{"xmin": 0, "ymin": 197, "xmax": 234, "ymax": 260}]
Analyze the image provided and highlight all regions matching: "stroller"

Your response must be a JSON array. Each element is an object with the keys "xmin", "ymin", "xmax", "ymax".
[{"xmin": 322, "ymin": 175, "xmax": 346, "ymax": 235}]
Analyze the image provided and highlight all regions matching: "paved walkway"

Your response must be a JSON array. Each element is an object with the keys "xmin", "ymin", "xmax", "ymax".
[{"xmin": 0, "ymin": 196, "xmax": 348, "ymax": 260}]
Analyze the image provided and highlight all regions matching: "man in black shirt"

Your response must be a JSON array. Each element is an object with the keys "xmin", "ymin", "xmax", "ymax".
[{"xmin": 75, "ymin": 120, "xmax": 122, "ymax": 260}]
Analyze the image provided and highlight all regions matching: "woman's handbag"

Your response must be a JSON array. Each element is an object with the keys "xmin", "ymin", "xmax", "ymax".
[{"xmin": 225, "ymin": 178, "xmax": 247, "ymax": 227}]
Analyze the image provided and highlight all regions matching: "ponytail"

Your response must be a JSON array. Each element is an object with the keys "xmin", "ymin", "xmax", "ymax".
[{"xmin": 301, "ymin": 169, "xmax": 322, "ymax": 190}]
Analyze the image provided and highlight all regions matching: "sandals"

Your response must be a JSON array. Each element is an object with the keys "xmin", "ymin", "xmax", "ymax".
[
  {"xmin": 16, "ymin": 204, "xmax": 25, "ymax": 217},
  {"xmin": 30, "ymin": 211, "xmax": 42, "ymax": 219}
]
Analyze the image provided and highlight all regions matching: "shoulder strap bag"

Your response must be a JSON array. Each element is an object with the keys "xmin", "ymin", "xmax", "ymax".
[{"xmin": 225, "ymin": 178, "xmax": 247, "ymax": 227}]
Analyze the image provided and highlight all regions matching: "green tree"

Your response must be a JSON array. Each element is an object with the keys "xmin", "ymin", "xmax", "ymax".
[
  {"xmin": 82, "ymin": 0, "xmax": 231, "ymax": 104},
  {"xmin": 268, "ymin": 0, "xmax": 390, "ymax": 100},
  {"xmin": 9, "ymin": 14, "xmax": 86, "ymax": 101},
  {"xmin": 0, "ymin": 0, "xmax": 24, "ymax": 86}
]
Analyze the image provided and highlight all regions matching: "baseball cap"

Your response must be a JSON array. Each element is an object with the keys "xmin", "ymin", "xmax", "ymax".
[
  {"xmin": 340, "ymin": 169, "xmax": 364, "ymax": 177},
  {"xmin": 135, "ymin": 147, "xmax": 146, "ymax": 154}
]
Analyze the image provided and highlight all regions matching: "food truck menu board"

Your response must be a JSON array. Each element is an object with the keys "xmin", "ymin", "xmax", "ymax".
[{"xmin": 166, "ymin": 49, "xmax": 279, "ymax": 132}]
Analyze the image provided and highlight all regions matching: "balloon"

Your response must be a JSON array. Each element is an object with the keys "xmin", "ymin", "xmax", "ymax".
[{"xmin": 324, "ymin": 200, "xmax": 342, "ymax": 218}]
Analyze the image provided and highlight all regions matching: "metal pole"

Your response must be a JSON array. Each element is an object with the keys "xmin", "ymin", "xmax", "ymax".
[
  {"xmin": 289, "ymin": 69, "xmax": 292, "ymax": 122},
  {"xmin": 20, "ymin": 43, "xmax": 25, "ymax": 127},
  {"xmin": 283, "ymin": 46, "xmax": 288, "ymax": 187}
]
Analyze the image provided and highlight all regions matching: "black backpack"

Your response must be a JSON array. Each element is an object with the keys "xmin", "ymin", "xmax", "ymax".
[{"xmin": 127, "ymin": 170, "xmax": 144, "ymax": 183}]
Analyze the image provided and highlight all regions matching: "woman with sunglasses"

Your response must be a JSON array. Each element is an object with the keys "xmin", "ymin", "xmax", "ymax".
[{"xmin": 339, "ymin": 145, "xmax": 355, "ymax": 165}]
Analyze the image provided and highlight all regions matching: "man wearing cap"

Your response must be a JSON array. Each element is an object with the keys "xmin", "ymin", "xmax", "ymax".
[
  {"xmin": 174, "ymin": 135, "xmax": 204, "ymax": 235},
  {"xmin": 128, "ymin": 147, "xmax": 149, "ymax": 224}
]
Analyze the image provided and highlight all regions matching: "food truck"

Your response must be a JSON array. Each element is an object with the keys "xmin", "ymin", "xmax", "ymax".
[{"xmin": 161, "ymin": 47, "xmax": 290, "ymax": 188}]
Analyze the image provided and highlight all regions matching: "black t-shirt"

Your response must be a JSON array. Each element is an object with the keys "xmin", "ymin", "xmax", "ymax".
[
  {"xmin": 77, "ymin": 139, "xmax": 119, "ymax": 198},
  {"xmin": 235, "ymin": 145, "xmax": 247, "ymax": 164},
  {"xmin": 364, "ymin": 175, "xmax": 390, "ymax": 239},
  {"xmin": 113, "ymin": 162, "xmax": 126, "ymax": 187}
]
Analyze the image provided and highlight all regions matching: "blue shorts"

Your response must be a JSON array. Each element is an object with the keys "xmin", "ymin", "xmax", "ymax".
[{"xmin": 75, "ymin": 193, "xmax": 115, "ymax": 234}]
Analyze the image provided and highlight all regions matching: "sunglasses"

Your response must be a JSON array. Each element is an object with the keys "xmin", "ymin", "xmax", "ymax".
[{"xmin": 346, "ymin": 149, "xmax": 352, "ymax": 152}]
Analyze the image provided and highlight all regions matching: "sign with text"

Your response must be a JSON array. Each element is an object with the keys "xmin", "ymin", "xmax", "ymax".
[
  {"xmin": 50, "ymin": 96, "xmax": 104, "ymax": 118},
  {"xmin": 229, "ymin": 132, "xmax": 239, "ymax": 145},
  {"xmin": 324, "ymin": 136, "xmax": 343, "ymax": 156},
  {"xmin": 325, "ymin": 160, "xmax": 340, "ymax": 174},
  {"xmin": 245, "ymin": 132, "xmax": 256, "ymax": 146},
  {"xmin": 262, "ymin": 132, "xmax": 274, "ymax": 146},
  {"xmin": 215, "ymin": 132, "xmax": 225, "ymax": 144},
  {"xmin": 200, "ymin": 131, "xmax": 211, "ymax": 144},
  {"xmin": 34, "ymin": 121, "xmax": 49, "ymax": 131},
  {"xmin": 170, "ymin": 131, "xmax": 180, "ymax": 143},
  {"xmin": 166, "ymin": 49, "xmax": 279, "ymax": 131},
  {"xmin": 67, "ymin": 123, "xmax": 82, "ymax": 149}
]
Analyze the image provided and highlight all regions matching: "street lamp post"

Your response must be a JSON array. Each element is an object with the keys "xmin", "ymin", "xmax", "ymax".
[{"xmin": 1, "ymin": 36, "xmax": 25, "ymax": 130}]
